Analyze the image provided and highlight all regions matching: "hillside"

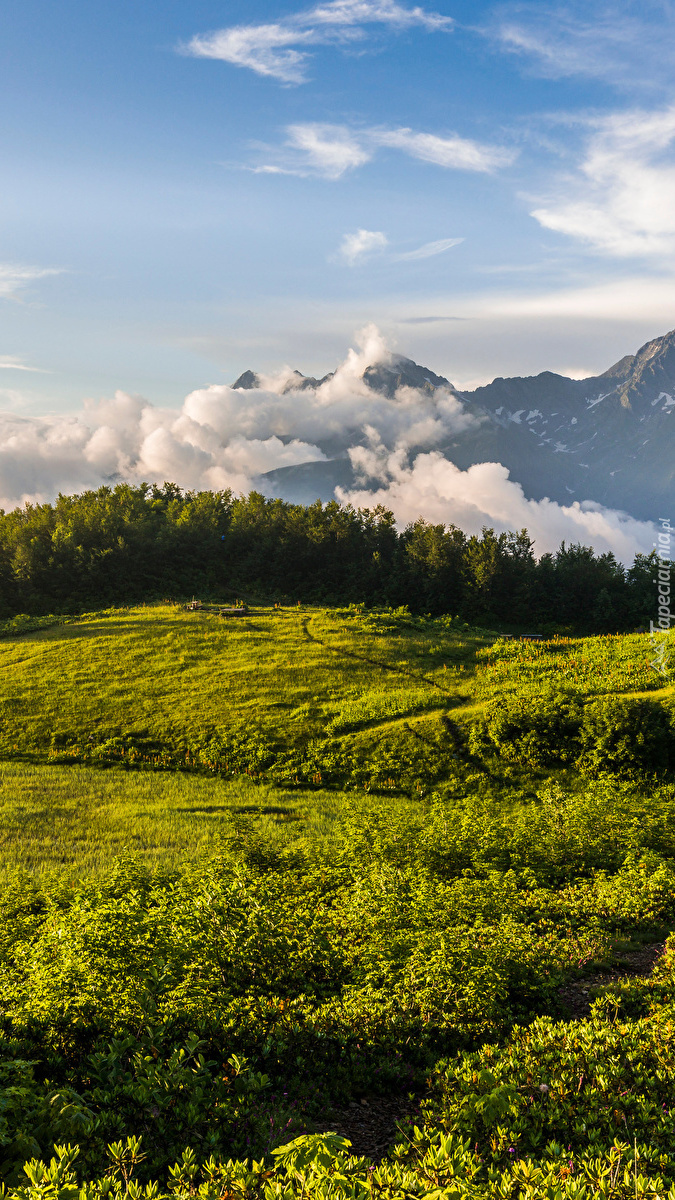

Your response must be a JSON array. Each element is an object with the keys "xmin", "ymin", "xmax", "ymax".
[
  {"xmin": 2, "ymin": 606, "xmax": 675, "ymax": 1199},
  {"xmin": 0, "ymin": 602, "xmax": 668, "ymax": 787}
]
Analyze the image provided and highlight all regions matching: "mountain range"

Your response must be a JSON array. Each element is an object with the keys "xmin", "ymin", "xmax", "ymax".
[{"xmin": 233, "ymin": 328, "xmax": 675, "ymax": 522}]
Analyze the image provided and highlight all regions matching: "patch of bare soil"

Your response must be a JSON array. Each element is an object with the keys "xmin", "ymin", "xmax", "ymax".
[
  {"xmin": 305, "ymin": 944, "xmax": 668, "ymax": 1161},
  {"xmin": 310, "ymin": 1093, "xmax": 424, "ymax": 1162},
  {"xmin": 557, "ymin": 941, "xmax": 666, "ymax": 1019}
]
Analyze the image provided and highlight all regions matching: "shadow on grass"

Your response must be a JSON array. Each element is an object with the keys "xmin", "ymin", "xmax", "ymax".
[
  {"xmin": 175, "ymin": 805, "xmax": 233, "ymax": 814},
  {"xmin": 40, "ymin": 620, "xmax": 138, "ymax": 641},
  {"xmin": 234, "ymin": 805, "xmax": 302, "ymax": 820}
]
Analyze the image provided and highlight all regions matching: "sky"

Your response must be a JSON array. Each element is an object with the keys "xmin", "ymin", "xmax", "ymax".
[{"xmin": 2, "ymin": 0, "xmax": 675, "ymax": 554}]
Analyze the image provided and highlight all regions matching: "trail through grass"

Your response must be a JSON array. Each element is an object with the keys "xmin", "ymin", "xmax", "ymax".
[
  {"xmin": 0, "ymin": 602, "xmax": 667, "ymax": 874},
  {"xmin": 0, "ymin": 604, "xmax": 479, "ymax": 759}
]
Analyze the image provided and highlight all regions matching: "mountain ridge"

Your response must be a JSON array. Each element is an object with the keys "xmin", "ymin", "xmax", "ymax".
[{"xmin": 236, "ymin": 329, "xmax": 675, "ymax": 520}]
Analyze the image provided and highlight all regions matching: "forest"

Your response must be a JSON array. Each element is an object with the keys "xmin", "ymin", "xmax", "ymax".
[{"xmin": 0, "ymin": 483, "xmax": 657, "ymax": 631}]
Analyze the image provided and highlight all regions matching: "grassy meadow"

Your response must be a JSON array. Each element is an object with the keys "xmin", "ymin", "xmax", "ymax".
[
  {"xmin": 0, "ymin": 602, "xmax": 479, "ymax": 756},
  {"xmin": 0, "ymin": 762, "xmax": 366, "ymax": 877},
  {"xmin": 4, "ymin": 602, "xmax": 675, "ymax": 1198},
  {"xmin": 0, "ymin": 601, "xmax": 671, "ymax": 874}
]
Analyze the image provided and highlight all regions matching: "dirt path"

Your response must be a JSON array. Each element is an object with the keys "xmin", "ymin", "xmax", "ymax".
[
  {"xmin": 557, "ymin": 941, "xmax": 667, "ymax": 1019},
  {"xmin": 308, "ymin": 942, "xmax": 669, "ymax": 1161},
  {"xmin": 300, "ymin": 615, "xmax": 458, "ymax": 699},
  {"xmin": 311, "ymin": 1093, "xmax": 425, "ymax": 1162}
]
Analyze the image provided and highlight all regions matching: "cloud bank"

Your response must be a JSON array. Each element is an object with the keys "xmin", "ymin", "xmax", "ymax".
[
  {"xmin": 339, "ymin": 444, "xmax": 654, "ymax": 562},
  {"xmin": 0, "ymin": 326, "xmax": 654, "ymax": 562},
  {"xmin": 0, "ymin": 326, "xmax": 473, "ymax": 508}
]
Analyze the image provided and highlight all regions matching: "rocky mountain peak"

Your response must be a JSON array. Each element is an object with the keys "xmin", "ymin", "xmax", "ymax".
[
  {"xmin": 362, "ymin": 355, "xmax": 454, "ymax": 398},
  {"xmin": 231, "ymin": 369, "xmax": 260, "ymax": 390},
  {"xmin": 580, "ymin": 328, "xmax": 675, "ymax": 411},
  {"xmin": 232, "ymin": 353, "xmax": 454, "ymax": 398}
]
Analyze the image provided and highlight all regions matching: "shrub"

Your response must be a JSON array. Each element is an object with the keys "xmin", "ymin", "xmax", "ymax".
[
  {"xmin": 578, "ymin": 696, "xmax": 674, "ymax": 776},
  {"xmin": 470, "ymin": 691, "xmax": 583, "ymax": 767}
]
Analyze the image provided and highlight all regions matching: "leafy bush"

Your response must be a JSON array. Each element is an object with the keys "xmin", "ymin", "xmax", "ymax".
[
  {"xmin": 0, "ymin": 614, "xmax": 70, "ymax": 638},
  {"xmin": 469, "ymin": 691, "xmax": 583, "ymax": 767},
  {"xmin": 0, "ymin": 780, "xmax": 674, "ymax": 1176},
  {"xmin": 471, "ymin": 690, "xmax": 675, "ymax": 778},
  {"xmin": 578, "ymin": 696, "xmax": 674, "ymax": 776},
  {"xmin": 9, "ymin": 1130, "xmax": 675, "ymax": 1200},
  {"xmin": 0, "ymin": 1056, "xmax": 92, "ymax": 1184}
]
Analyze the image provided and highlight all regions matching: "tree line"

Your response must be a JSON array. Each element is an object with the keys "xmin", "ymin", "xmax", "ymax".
[{"xmin": 0, "ymin": 482, "xmax": 658, "ymax": 632}]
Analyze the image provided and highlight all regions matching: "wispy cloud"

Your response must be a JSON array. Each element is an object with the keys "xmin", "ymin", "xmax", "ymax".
[
  {"xmin": 486, "ymin": 1, "xmax": 675, "ymax": 92},
  {"xmin": 376, "ymin": 128, "xmax": 513, "ymax": 171},
  {"xmin": 338, "ymin": 228, "xmax": 389, "ymax": 264},
  {"xmin": 0, "ymin": 264, "xmax": 63, "ymax": 300},
  {"xmin": 306, "ymin": 0, "xmax": 451, "ymax": 29},
  {"xmin": 473, "ymin": 274, "xmax": 675, "ymax": 321},
  {"xmin": 334, "ymin": 230, "xmax": 463, "ymax": 265},
  {"xmin": 396, "ymin": 236, "xmax": 464, "ymax": 260},
  {"xmin": 285, "ymin": 123, "xmax": 371, "ymax": 178},
  {"xmin": 0, "ymin": 356, "xmax": 50, "ymax": 373},
  {"xmin": 184, "ymin": 0, "xmax": 452, "ymax": 84},
  {"xmin": 530, "ymin": 105, "xmax": 675, "ymax": 257},
  {"xmin": 397, "ymin": 315, "xmax": 466, "ymax": 323},
  {"xmin": 255, "ymin": 121, "xmax": 516, "ymax": 177}
]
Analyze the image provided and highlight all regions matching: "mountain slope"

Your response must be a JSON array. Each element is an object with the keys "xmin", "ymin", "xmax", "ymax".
[
  {"xmin": 239, "ymin": 330, "xmax": 675, "ymax": 520},
  {"xmin": 457, "ymin": 329, "xmax": 675, "ymax": 517}
]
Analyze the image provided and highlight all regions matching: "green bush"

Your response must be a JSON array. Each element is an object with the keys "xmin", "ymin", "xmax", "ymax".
[
  {"xmin": 469, "ymin": 691, "xmax": 583, "ymax": 767},
  {"xmin": 0, "ymin": 1056, "xmax": 92, "ymax": 1184},
  {"xmin": 471, "ymin": 691, "xmax": 675, "ymax": 778},
  {"xmin": 578, "ymin": 697, "xmax": 674, "ymax": 776}
]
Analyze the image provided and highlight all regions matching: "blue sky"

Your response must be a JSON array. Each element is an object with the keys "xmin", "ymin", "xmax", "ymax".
[{"xmin": 3, "ymin": 0, "xmax": 675, "ymax": 414}]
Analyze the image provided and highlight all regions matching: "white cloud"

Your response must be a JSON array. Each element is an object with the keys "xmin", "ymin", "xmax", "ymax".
[
  {"xmin": 184, "ymin": 0, "xmax": 451, "ymax": 83},
  {"xmin": 185, "ymin": 25, "xmax": 314, "ymax": 85},
  {"xmin": 285, "ymin": 123, "xmax": 372, "ymax": 178},
  {"xmin": 338, "ymin": 228, "xmax": 389, "ymax": 264},
  {"xmin": 487, "ymin": 2, "xmax": 675, "ymax": 91},
  {"xmin": 336, "ymin": 231, "xmax": 462, "ymax": 266},
  {"xmin": 306, "ymin": 0, "xmax": 451, "ymax": 30},
  {"xmin": 0, "ymin": 323, "xmax": 659, "ymax": 564},
  {"xmin": 0, "ymin": 326, "xmax": 478, "ymax": 510},
  {"xmin": 376, "ymin": 127, "xmax": 515, "ymax": 172},
  {"xmin": 0, "ymin": 356, "xmax": 50, "ymax": 373},
  {"xmin": 531, "ymin": 106, "xmax": 675, "ymax": 257},
  {"xmin": 338, "ymin": 449, "xmax": 654, "ymax": 561},
  {"xmin": 397, "ymin": 237, "xmax": 464, "ymax": 261},
  {"xmin": 0, "ymin": 264, "xmax": 63, "ymax": 300},
  {"xmin": 257, "ymin": 121, "xmax": 515, "ymax": 178}
]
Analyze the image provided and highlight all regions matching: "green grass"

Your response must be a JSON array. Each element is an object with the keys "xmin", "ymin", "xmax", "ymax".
[
  {"xmin": 0, "ymin": 604, "xmax": 477, "ymax": 752},
  {"xmin": 0, "ymin": 602, "xmax": 480, "ymax": 875},
  {"xmin": 0, "ymin": 601, "xmax": 669, "ymax": 876},
  {"xmin": 0, "ymin": 760, "xmax": 418, "ymax": 878},
  {"xmin": 4, "ymin": 604, "xmax": 675, "ymax": 1197},
  {"xmin": 475, "ymin": 632, "xmax": 671, "ymax": 699}
]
